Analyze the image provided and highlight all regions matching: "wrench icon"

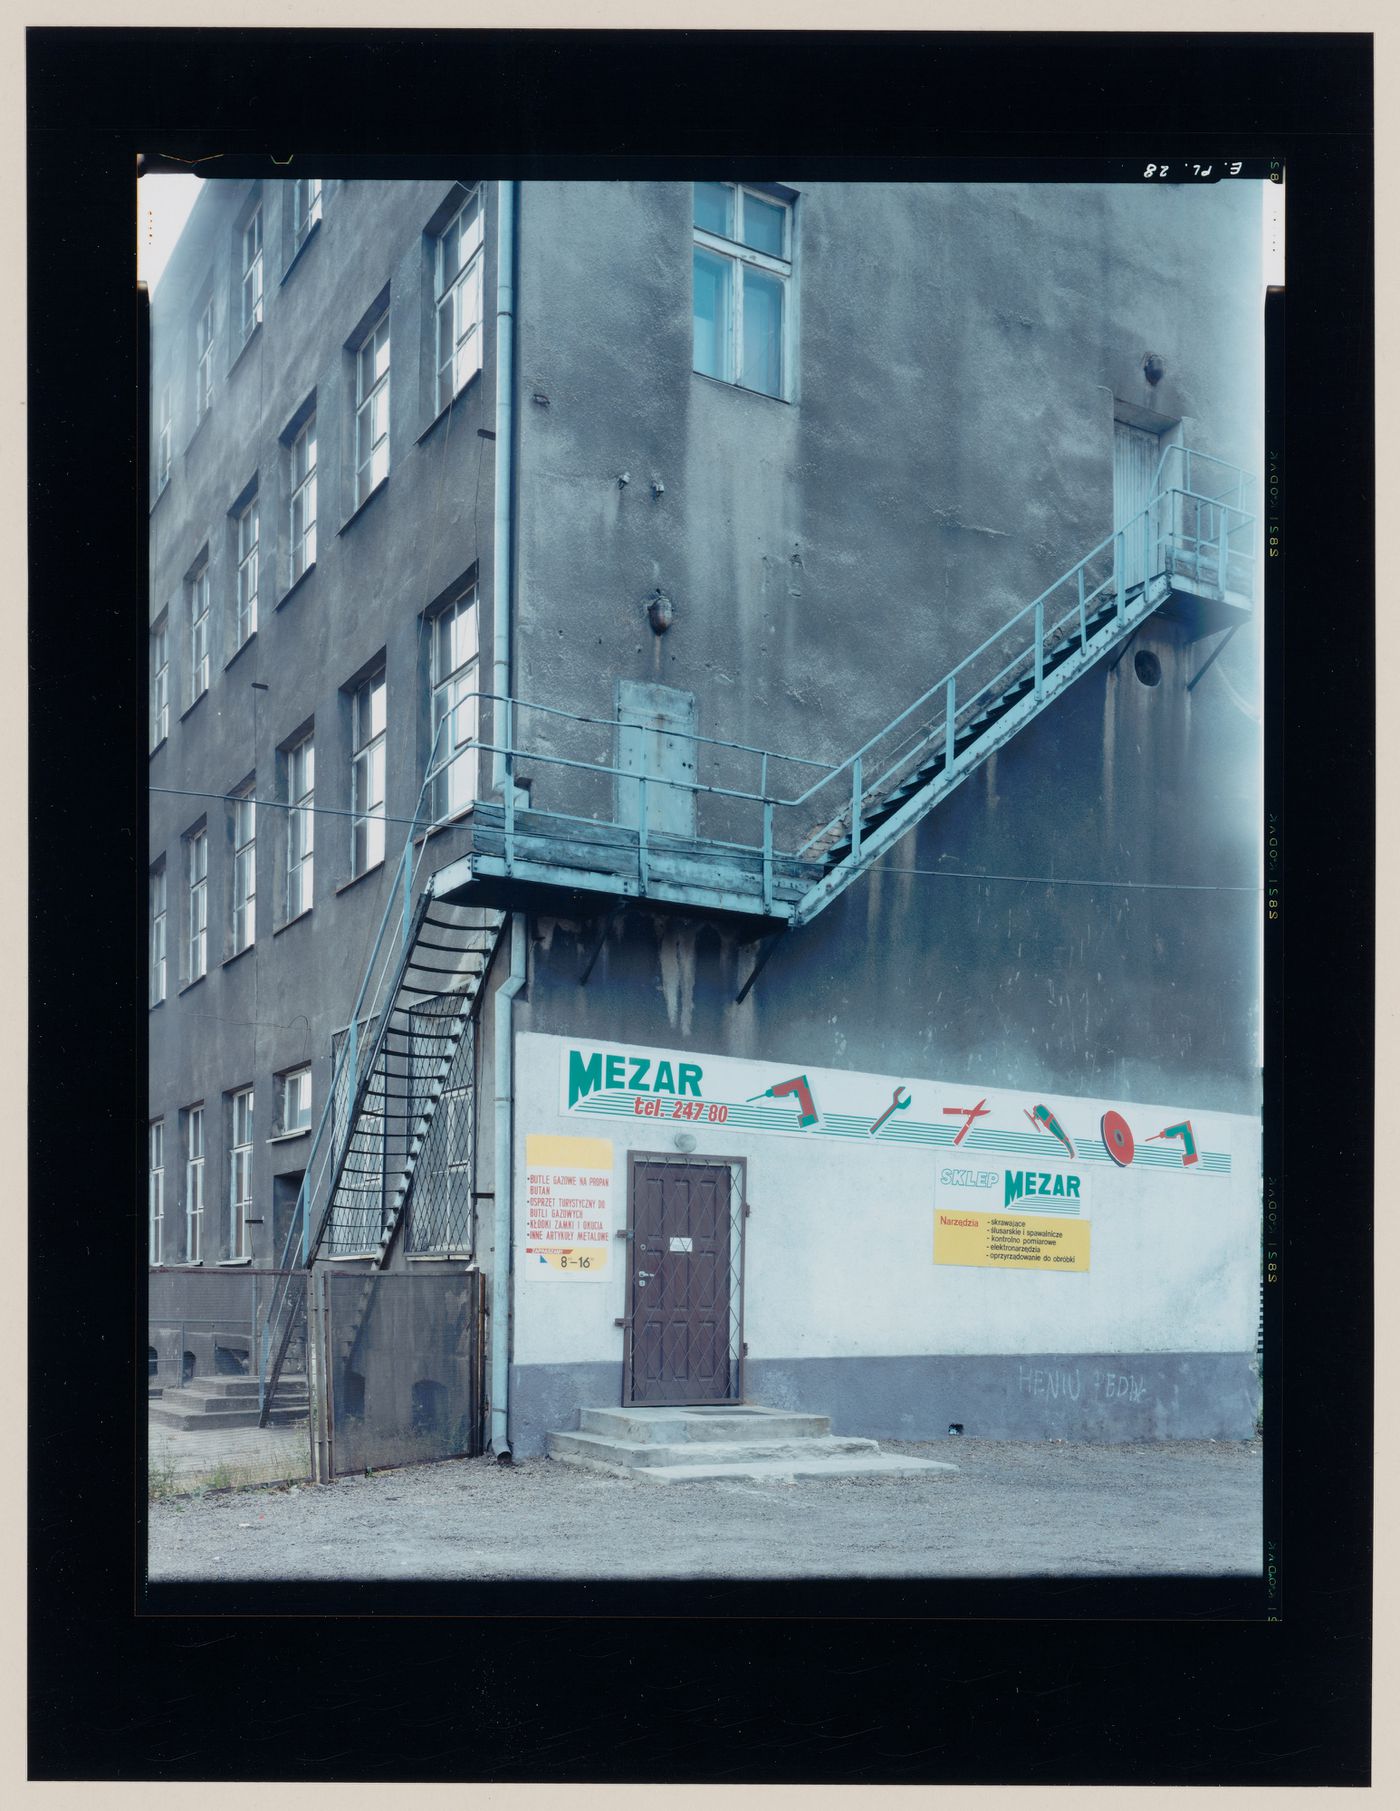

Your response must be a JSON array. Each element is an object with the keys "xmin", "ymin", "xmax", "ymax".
[{"xmin": 868, "ymin": 1086, "xmax": 911, "ymax": 1137}]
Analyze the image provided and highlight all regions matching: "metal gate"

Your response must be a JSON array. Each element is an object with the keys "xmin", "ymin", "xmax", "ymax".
[{"xmin": 625, "ymin": 1153, "xmax": 746, "ymax": 1406}]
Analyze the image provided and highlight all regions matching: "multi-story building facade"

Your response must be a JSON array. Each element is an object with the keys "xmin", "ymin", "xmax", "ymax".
[{"xmin": 148, "ymin": 176, "xmax": 1263, "ymax": 1462}]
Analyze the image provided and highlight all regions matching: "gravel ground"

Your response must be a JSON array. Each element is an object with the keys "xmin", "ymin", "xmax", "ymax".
[{"xmin": 147, "ymin": 1437, "xmax": 1262, "ymax": 1581}]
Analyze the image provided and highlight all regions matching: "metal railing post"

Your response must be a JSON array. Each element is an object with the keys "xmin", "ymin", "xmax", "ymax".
[
  {"xmin": 945, "ymin": 677, "xmax": 956, "ymax": 771},
  {"xmin": 400, "ymin": 844, "xmax": 412, "ymax": 958},
  {"xmin": 1116, "ymin": 530, "xmax": 1126, "ymax": 619},
  {"xmin": 762, "ymin": 800, "xmax": 774, "ymax": 912},
  {"xmin": 638, "ymin": 776, "xmax": 649, "ymax": 894},
  {"xmin": 850, "ymin": 755, "xmax": 863, "ymax": 860},
  {"xmin": 502, "ymin": 697, "xmax": 515, "ymax": 874},
  {"xmin": 1142, "ymin": 507, "xmax": 1150, "ymax": 594},
  {"xmin": 1077, "ymin": 564, "xmax": 1087, "ymax": 649},
  {"xmin": 1034, "ymin": 601, "xmax": 1044, "ymax": 697}
]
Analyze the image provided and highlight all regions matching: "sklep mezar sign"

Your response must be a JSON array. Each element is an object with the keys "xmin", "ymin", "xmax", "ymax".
[{"xmin": 557, "ymin": 1039, "xmax": 1237, "ymax": 1277}]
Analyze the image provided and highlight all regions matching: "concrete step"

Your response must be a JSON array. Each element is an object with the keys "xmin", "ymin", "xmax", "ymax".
[
  {"xmin": 148, "ymin": 1403, "xmax": 308, "ymax": 1432},
  {"xmin": 630, "ymin": 1454, "xmax": 958, "ymax": 1485},
  {"xmin": 548, "ymin": 1430, "xmax": 880, "ymax": 1471},
  {"xmin": 173, "ymin": 1374, "xmax": 307, "ymax": 1399},
  {"xmin": 157, "ymin": 1382, "xmax": 308, "ymax": 1415},
  {"xmin": 579, "ymin": 1406, "xmax": 831, "ymax": 1444}
]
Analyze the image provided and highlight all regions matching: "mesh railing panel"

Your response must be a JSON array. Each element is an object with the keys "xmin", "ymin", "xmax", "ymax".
[
  {"xmin": 147, "ymin": 1268, "xmax": 311, "ymax": 1497},
  {"xmin": 323, "ymin": 1013, "xmax": 386, "ymax": 1256},
  {"xmin": 407, "ymin": 1008, "xmax": 475, "ymax": 1255},
  {"xmin": 319, "ymin": 1269, "xmax": 483, "ymax": 1475}
]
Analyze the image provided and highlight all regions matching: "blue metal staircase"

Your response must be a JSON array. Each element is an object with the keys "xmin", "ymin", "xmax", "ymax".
[{"xmin": 431, "ymin": 444, "xmax": 1256, "ymax": 929}]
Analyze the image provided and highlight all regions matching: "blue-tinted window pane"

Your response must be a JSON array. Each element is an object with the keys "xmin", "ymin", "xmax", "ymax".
[
  {"xmin": 743, "ymin": 193, "xmax": 786, "ymax": 257},
  {"xmin": 694, "ymin": 182, "xmax": 733, "ymax": 237},
  {"xmin": 693, "ymin": 249, "xmax": 732, "ymax": 381},
  {"xmin": 741, "ymin": 268, "xmax": 783, "ymax": 397}
]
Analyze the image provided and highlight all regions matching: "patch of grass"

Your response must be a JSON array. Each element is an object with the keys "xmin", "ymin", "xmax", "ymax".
[{"xmin": 148, "ymin": 1455, "xmax": 182, "ymax": 1501}]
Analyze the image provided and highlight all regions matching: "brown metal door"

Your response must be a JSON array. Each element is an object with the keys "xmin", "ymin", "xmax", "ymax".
[{"xmin": 628, "ymin": 1157, "xmax": 738, "ymax": 1405}]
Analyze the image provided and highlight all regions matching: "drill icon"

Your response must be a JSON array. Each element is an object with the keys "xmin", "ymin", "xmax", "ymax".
[{"xmin": 746, "ymin": 1073, "xmax": 820, "ymax": 1128}]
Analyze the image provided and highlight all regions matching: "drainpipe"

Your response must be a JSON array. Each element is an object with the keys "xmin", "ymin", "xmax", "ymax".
[
  {"xmin": 491, "ymin": 180, "xmax": 517, "ymax": 797},
  {"xmin": 490, "ymin": 910, "xmax": 527, "ymax": 1459}
]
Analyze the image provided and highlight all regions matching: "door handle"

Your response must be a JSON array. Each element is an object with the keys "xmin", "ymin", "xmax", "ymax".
[{"xmin": 636, "ymin": 1270, "xmax": 653, "ymax": 1285}]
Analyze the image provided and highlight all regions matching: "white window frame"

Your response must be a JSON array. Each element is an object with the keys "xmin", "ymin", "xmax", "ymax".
[
  {"xmin": 185, "ymin": 1104, "xmax": 205, "ymax": 1263},
  {"xmin": 231, "ymin": 787, "xmax": 256, "ymax": 955},
  {"xmin": 692, "ymin": 182, "xmax": 794, "ymax": 401},
  {"xmin": 195, "ymin": 299, "xmax": 215, "ymax": 424},
  {"xmin": 156, "ymin": 387, "xmax": 172, "ymax": 493},
  {"xmin": 289, "ymin": 416, "xmax": 317, "ymax": 583},
  {"xmin": 150, "ymin": 616, "xmax": 170, "ymax": 749},
  {"xmin": 235, "ymin": 496, "xmax": 259, "ymax": 648},
  {"xmin": 286, "ymin": 733, "xmax": 314, "ymax": 919},
  {"xmin": 189, "ymin": 563, "xmax": 210, "ymax": 705},
  {"xmin": 351, "ymin": 673, "xmax": 387, "ymax": 876},
  {"xmin": 228, "ymin": 1088, "xmax": 254, "ymax": 1260},
  {"xmin": 148, "ymin": 1120, "xmax": 165, "ymax": 1266},
  {"xmin": 240, "ymin": 206, "xmax": 264, "ymax": 341},
  {"xmin": 292, "ymin": 177, "xmax": 323, "ymax": 253},
  {"xmin": 434, "ymin": 189, "xmax": 484, "ymax": 413},
  {"xmin": 279, "ymin": 1066, "xmax": 313, "ymax": 1136},
  {"xmin": 354, "ymin": 311, "xmax": 391, "ymax": 506},
  {"xmin": 187, "ymin": 826, "xmax": 208, "ymax": 982},
  {"xmin": 149, "ymin": 862, "xmax": 167, "ymax": 1005},
  {"xmin": 429, "ymin": 587, "xmax": 479, "ymax": 823}
]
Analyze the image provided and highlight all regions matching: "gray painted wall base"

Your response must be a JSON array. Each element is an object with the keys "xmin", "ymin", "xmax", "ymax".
[{"xmin": 509, "ymin": 1351, "xmax": 1259, "ymax": 1456}]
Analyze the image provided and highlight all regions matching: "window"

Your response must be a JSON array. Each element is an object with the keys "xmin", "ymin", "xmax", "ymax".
[
  {"xmin": 289, "ymin": 416, "xmax": 317, "ymax": 582},
  {"xmin": 185, "ymin": 1105, "xmax": 205, "ymax": 1263},
  {"xmin": 351, "ymin": 673, "xmax": 387, "ymax": 875},
  {"xmin": 156, "ymin": 387, "xmax": 172, "ymax": 493},
  {"xmin": 692, "ymin": 182, "xmax": 793, "ymax": 400},
  {"xmin": 292, "ymin": 177, "xmax": 323, "ymax": 253},
  {"xmin": 235, "ymin": 496, "xmax": 259, "ymax": 647},
  {"xmin": 195, "ymin": 299, "xmax": 215, "ymax": 424},
  {"xmin": 186, "ymin": 826, "xmax": 208, "ymax": 981},
  {"xmin": 240, "ymin": 206, "xmax": 264, "ymax": 341},
  {"xmin": 429, "ymin": 588, "xmax": 479, "ymax": 821},
  {"xmin": 149, "ymin": 862, "xmax": 167, "ymax": 1005},
  {"xmin": 231, "ymin": 787, "xmax": 256, "ymax": 955},
  {"xmin": 354, "ymin": 312, "xmax": 391, "ymax": 505},
  {"xmin": 228, "ymin": 1088, "xmax": 254, "ymax": 1260},
  {"xmin": 279, "ymin": 1067, "xmax": 312, "ymax": 1136},
  {"xmin": 434, "ymin": 189, "xmax": 484, "ymax": 412},
  {"xmin": 150, "ymin": 616, "xmax": 170, "ymax": 748},
  {"xmin": 189, "ymin": 562, "xmax": 210, "ymax": 704},
  {"xmin": 286, "ymin": 733, "xmax": 314, "ymax": 918},
  {"xmin": 148, "ymin": 1121, "xmax": 165, "ymax": 1266}
]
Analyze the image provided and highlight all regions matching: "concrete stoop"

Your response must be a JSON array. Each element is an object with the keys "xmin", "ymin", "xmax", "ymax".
[
  {"xmin": 546, "ymin": 1405, "xmax": 959, "ymax": 1485},
  {"xmin": 148, "ymin": 1374, "xmax": 309, "ymax": 1433}
]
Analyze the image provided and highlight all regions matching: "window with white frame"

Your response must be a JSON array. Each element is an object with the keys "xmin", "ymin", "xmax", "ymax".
[
  {"xmin": 235, "ymin": 496, "xmax": 259, "ymax": 647},
  {"xmin": 150, "ymin": 615, "xmax": 170, "ymax": 749},
  {"xmin": 292, "ymin": 177, "xmax": 323, "ymax": 254},
  {"xmin": 148, "ymin": 1120, "xmax": 165, "ymax": 1266},
  {"xmin": 434, "ymin": 189, "xmax": 484, "ymax": 412},
  {"xmin": 286, "ymin": 733, "xmax": 314, "ymax": 918},
  {"xmin": 231, "ymin": 786, "xmax": 256, "ymax": 955},
  {"xmin": 692, "ymin": 182, "xmax": 793, "ymax": 400},
  {"xmin": 429, "ymin": 588, "xmax": 479, "ymax": 822},
  {"xmin": 354, "ymin": 312, "xmax": 391, "ymax": 505},
  {"xmin": 195, "ymin": 299, "xmax": 215, "ymax": 424},
  {"xmin": 279, "ymin": 1066, "xmax": 312, "ymax": 1136},
  {"xmin": 289, "ymin": 415, "xmax": 317, "ymax": 583},
  {"xmin": 156, "ymin": 387, "xmax": 172, "ymax": 493},
  {"xmin": 149, "ymin": 862, "xmax": 167, "ymax": 1005},
  {"xmin": 240, "ymin": 206, "xmax": 264, "ymax": 341},
  {"xmin": 185, "ymin": 1104, "xmax": 205, "ymax": 1263},
  {"xmin": 351, "ymin": 673, "xmax": 386, "ymax": 875},
  {"xmin": 186, "ymin": 826, "xmax": 208, "ymax": 981},
  {"xmin": 228, "ymin": 1088, "xmax": 254, "ymax": 1259},
  {"xmin": 189, "ymin": 562, "xmax": 211, "ymax": 704}
]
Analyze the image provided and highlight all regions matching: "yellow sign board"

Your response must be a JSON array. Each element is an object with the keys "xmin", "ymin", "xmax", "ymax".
[
  {"xmin": 524, "ymin": 1134, "xmax": 613, "ymax": 1282},
  {"xmin": 933, "ymin": 1209, "xmax": 1090, "ymax": 1272}
]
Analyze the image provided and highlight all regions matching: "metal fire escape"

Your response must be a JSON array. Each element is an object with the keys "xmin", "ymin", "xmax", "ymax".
[{"xmin": 429, "ymin": 445, "xmax": 1257, "ymax": 929}]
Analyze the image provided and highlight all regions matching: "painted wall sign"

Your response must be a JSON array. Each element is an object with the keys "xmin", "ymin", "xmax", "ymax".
[
  {"xmin": 934, "ymin": 1209, "xmax": 1091, "ymax": 1272},
  {"xmin": 937, "ymin": 1160, "xmax": 1093, "ymax": 1214},
  {"xmin": 523, "ymin": 1134, "xmax": 613, "ymax": 1281},
  {"xmin": 559, "ymin": 1041, "xmax": 1232, "ymax": 1177}
]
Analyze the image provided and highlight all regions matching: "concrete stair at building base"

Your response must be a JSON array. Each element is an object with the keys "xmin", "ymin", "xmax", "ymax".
[
  {"xmin": 546, "ymin": 1405, "xmax": 958, "ymax": 1484},
  {"xmin": 148, "ymin": 1374, "xmax": 308, "ymax": 1433}
]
